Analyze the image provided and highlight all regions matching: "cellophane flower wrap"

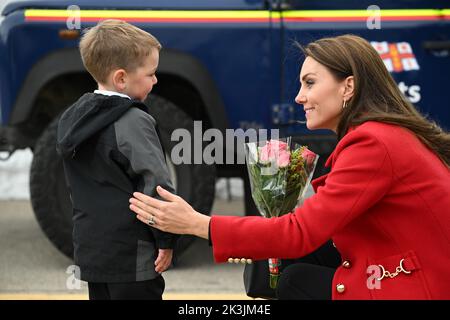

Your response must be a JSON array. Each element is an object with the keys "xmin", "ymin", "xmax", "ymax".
[{"xmin": 245, "ymin": 138, "xmax": 319, "ymax": 289}]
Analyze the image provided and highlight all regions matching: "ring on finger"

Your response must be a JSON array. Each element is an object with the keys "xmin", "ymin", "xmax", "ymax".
[{"xmin": 147, "ymin": 215, "xmax": 156, "ymax": 226}]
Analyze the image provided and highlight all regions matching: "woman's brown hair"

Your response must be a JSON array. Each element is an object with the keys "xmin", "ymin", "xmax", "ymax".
[{"xmin": 300, "ymin": 34, "xmax": 450, "ymax": 168}]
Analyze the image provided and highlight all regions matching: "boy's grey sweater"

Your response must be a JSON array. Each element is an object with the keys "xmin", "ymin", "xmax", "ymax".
[{"xmin": 56, "ymin": 93, "xmax": 177, "ymax": 283}]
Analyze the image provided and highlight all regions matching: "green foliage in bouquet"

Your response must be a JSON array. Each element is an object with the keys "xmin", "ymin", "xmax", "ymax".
[{"xmin": 247, "ymin": 142, "xmax": 315, "ymax": 218}]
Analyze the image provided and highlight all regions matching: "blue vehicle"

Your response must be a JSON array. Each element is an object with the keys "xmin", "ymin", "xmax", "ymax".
[{"xmin": 1, "ymin": 0, "xmax": 449, "ymax": 258}]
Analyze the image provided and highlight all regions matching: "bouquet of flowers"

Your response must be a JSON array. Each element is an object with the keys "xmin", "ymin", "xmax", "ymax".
[{"xmin": 245, "ymin": 138, "xmax": 319, "ymax": 289}]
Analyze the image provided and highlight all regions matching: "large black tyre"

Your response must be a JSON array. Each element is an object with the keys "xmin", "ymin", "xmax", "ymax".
[
  {"xmin": 30, "ymin": 117, "xmax": 73, "ymax": 257},
  {"xmin": 30, "ymin": 94, "xmax": 216, "ymax": 259}
]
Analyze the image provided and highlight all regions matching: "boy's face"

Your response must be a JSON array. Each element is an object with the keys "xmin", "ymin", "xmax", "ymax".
[{"xmin": 122, "ymin": 49, "xmax": 159, "ymax": 102}]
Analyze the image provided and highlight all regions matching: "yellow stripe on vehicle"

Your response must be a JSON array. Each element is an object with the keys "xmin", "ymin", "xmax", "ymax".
[
  {"xmin": 24, "ymin": 9, "xmax": 447, "ymax": 23},
  {"xmin": 282, "ymin": 9, "xmax": 441, "ymax": 18},
  {"xmin": 24, "ymin": 9, "xmax": 273, "ymax": 19}
]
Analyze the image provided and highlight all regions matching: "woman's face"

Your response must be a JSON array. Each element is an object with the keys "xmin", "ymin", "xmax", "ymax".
[{"xmin": 295, "ymin": 57, "xmax": 348, "ymax": 132}]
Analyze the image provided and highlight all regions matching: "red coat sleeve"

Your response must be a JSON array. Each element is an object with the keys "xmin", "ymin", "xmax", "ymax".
[{"xmin": 210, "ymin": 129, "xmax": 393, "ymax": 263}]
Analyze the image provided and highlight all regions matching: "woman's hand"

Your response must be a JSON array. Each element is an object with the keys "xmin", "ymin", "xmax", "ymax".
[{"xmin": 129, "ymin": 186, "xmax": 211, "ymax": 239}]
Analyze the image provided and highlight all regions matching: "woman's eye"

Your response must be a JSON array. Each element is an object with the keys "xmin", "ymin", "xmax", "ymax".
[{"xmin": 306, "ymin": 80, "xmax": 314, "ymax": 87}]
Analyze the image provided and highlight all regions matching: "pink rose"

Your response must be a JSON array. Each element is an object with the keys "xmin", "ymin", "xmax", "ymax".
[
  {"xmin": 259, "ymin": 140, "xmax": 290, "ymax": 167},
  {"xmin": 277, "ymin": 151, "xmax": 290, "ymax": 168},
  {"xmin": 301, "ymin": 148, "xmax": 316, "ymax": 166},
  {"xmin": 259, "ymin": 145, "xmax": 272, "ymax": 163},
  {"xmin": 259, "ymin": 140, "xmax": 288, "ymax": 161},
  {"xmin": 270, "ymin": 140, "xmax": 288, "ymax": 152}
]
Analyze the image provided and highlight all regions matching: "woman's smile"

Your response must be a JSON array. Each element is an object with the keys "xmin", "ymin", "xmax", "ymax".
[{"xmin": 304, "ymin": 107, "xmax": 315, "ymax": 116}]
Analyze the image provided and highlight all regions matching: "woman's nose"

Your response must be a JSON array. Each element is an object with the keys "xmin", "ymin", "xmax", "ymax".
[{"xmin": 295, "ymin": 91, "xmax": 306, "ymax": 104}]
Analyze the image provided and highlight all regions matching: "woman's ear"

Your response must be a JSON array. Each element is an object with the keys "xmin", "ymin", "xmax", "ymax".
[
  {"xmin": 343, "ymin": 76, "xmax": 355, "ymax": 101},
  {"xmin": 112, "ymin": 69, "xmax": 127, "ymax": 91}
]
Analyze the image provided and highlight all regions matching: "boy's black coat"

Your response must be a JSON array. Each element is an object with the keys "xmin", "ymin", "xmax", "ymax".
[{"xmin": 57, "ymin": 93, "xmax": 176, "ymax": 282}]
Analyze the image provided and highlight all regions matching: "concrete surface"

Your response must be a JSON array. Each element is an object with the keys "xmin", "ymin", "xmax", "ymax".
[{"xmin": 0, "ymin": 198, "xmax": 251, "ymax": 299}]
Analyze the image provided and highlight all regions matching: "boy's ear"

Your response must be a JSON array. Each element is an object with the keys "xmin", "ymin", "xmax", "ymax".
[{"xmin": 111, "ymin": 69, "xmax": 128, "ymax": 91}]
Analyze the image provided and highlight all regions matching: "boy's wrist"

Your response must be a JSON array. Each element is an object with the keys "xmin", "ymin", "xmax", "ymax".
[{"xmin": 156, "ymin": 236, "xmax": 177, "ymax": 249}]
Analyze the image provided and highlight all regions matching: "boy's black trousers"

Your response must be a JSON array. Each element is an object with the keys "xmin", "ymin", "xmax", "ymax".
[{"xmin": 88, "ymin": 276, "xmax": 165, "ymax": 300}]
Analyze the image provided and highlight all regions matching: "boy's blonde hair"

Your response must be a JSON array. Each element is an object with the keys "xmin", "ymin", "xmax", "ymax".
[{"xmin": 79, "ymin": 19, "xmax": 162, "ymax": 84}]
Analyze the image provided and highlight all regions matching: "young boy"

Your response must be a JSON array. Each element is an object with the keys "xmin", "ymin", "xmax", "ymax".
[{"xmin": 56, "ymin": 20, "xmax": 177, "ymax": 300}]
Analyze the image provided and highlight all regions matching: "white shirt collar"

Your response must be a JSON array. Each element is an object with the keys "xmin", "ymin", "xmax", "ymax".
[{"xmin": 94, "ymin": 89, "xmax": 131, "ymax": 100}]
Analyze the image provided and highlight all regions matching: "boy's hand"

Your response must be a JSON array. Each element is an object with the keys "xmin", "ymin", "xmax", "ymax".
[{"xmin": 155, "ymin": 248, "xmax": 173, "ymax": 273}]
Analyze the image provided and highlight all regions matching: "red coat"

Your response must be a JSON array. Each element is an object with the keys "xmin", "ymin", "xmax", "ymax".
[{"xmin": 211, "ymin": 121, "xmax": 450, "ymax": 299}]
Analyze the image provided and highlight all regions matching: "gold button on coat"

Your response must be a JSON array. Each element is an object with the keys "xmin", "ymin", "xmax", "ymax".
[
  {"xmin": 342, "ymin": 261, "xmax": 351, "ymax": 268},
  {"xmin": 240, "ymin": 258, "xmax": 247, "ymax": 264},
  {"xmin": 228, "ymin": 258, "xmax": 234, "ymax": 264},
  {"xmin": 234, "ymin": 258, "xmax": 240, "ymax": 264},
  {"xmin": 336, "ymin": 284, "xmax": 345, "ymax": 293},
  {"xmin": 247, "ymin": 259, "xmax": 253, "ymax": 264}
]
